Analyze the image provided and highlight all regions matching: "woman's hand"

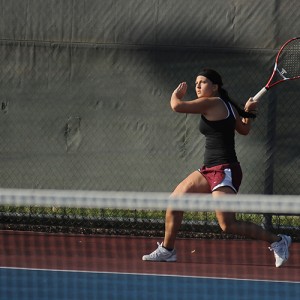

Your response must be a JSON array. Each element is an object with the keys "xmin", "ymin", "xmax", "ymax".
[
  {"xmin": 244, "ymin": 97, "xmax": 258, "ymax": 112},
  {"xmin": 173, "ymin": 82, "xmax": 187, "ymax": 99}
]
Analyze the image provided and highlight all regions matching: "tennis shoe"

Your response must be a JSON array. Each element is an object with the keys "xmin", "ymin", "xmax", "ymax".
[
  {"xmin": 142, "ymin": 242, "xmax": 177, "ymax": 262},
  {"xmin": 269, "ymin": 234, "xmax": 292, "ymax": 267}
]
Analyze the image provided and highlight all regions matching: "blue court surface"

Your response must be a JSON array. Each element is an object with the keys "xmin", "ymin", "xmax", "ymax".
[{"xmin": 1, "ymin": 267, "xmax": 299, "ymax": 300}]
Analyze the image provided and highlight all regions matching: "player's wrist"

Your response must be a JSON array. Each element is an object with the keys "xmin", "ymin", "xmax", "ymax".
[{"xmin": 244, "ymin": 107, "xmax": 257, "ymax": 113}]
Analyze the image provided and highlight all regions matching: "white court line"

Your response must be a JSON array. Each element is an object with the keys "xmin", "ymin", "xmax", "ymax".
[{"xmin": 1, "ymin": 266, "xmax": 299, "ymax": 284}]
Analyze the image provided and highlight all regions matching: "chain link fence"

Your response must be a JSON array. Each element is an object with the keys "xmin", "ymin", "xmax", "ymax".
[
  {"xmin": 1, "ymin": 45, "xmax": 299, "ymax": 194},
  {"xmin": 0, "ymin": 0, "xmax": 299, "ymax": 236}
]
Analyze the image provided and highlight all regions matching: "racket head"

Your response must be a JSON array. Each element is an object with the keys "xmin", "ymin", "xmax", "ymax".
[{"xmin": 267, "ymin": 37, "xmax": 300, "ymax": 88}]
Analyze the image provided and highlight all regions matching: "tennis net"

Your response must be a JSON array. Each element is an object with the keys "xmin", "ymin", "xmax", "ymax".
[
  {"xmin": 0, "ymin": 188, "xmax": 299, "ymax": 239},
  {"xmin": 0, "ymin": 189, "xmax": 299, "ymax": 300}
]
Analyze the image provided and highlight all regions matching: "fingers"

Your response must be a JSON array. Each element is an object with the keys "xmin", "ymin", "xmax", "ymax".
[
  {"xmin": 173, "ymin": 82, "xmax": 187, "ymax": 96},
  {"xmin": 175, "ymin": 82, "xmax": 187, "ymax": 91},
  {"xmin": 245, "ymin": 97, "xmax": 258, "ymax": 111},
  {"xmin": 172, "ymin": 82, "xmax": 187, "ymax": 100}
]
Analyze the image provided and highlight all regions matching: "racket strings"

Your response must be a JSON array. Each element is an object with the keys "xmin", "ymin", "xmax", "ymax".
[{"xmin": 278, "ymin": 39, "xmax": 300, "ymax": 78}]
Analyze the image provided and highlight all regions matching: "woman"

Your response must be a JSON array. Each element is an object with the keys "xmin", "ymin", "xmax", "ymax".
[{"xmin": 142, "ymin": 69, "xmax": 291, "ymax": 267}]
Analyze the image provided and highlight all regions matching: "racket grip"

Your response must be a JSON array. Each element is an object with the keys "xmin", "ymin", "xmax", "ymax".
[{"xmin": 253, "ymin": 87, "xmax": 268, "ymax": 102}]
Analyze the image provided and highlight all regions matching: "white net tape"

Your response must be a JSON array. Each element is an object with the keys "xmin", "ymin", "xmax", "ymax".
[{"xmin": 0, "ymin": 188, "xmax": 299, "ymax": 214}]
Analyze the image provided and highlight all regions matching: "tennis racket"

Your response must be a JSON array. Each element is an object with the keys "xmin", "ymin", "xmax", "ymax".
[{"xmin": 253, "ymin": 37, "xmax": 300, "ymax": 101}]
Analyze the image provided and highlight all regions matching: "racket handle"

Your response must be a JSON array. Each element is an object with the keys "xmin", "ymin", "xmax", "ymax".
[{"xmin": 253, "ymin": 87, "xmax": 268, "ymax": 102}]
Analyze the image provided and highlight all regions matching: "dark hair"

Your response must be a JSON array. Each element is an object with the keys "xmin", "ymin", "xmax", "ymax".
[
  {"xmin": 198, "ymin": 69, "xmax": 256, "ymax": 119},
  {"xmin": 219, "ymin": 87, "xmax": 256, "ymax": 119}
]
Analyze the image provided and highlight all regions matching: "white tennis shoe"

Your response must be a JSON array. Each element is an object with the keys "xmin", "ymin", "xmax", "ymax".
[
  {"xmin": 269, "ymin": 234, "xmax": 292, "ymax": 267},
  {"xmin": 142, "ymin": 242, "xmax": 177, "ymax": 262}
]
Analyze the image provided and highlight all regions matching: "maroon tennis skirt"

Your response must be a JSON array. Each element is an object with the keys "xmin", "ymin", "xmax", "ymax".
[{"xmin": 199, "ymin": 162, "xmax": 243, "ymax": 193}]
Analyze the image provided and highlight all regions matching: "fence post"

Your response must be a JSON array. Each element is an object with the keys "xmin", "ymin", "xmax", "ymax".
[{"xmin": 262, "ymin": 92, "xmax": 278, "ymax": 230}]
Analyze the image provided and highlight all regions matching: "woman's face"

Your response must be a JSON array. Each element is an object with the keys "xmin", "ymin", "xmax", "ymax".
[{"xmin": 195, "ymin": 75, "xmax": 218, "ymax": 98}]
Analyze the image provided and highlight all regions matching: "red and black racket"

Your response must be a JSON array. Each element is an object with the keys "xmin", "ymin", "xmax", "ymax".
[{"xmin": 253, "ymin": 37, "xmax": 300, "ymax": 101}]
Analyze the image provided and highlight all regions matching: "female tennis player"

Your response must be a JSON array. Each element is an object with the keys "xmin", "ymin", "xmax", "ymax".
[{"xmin": 142, "ymin": 69, "xmax": 291, "ymax": 267}]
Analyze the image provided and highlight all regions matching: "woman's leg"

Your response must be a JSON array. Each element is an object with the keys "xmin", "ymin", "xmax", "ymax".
[
  {"xmin": 142, "ymin": 171, "xmax": 211, "ymax": 261},
  {"xmin": 163, "ymin": 171, "xmax": 211, "ymax": 249},
  {"xmin": 213, "ymin": 187, "xmax": 293, "ymax": 267},
  {"xmin": 213, "ymin": 187, "xmax": 280, "ymax": 243}
]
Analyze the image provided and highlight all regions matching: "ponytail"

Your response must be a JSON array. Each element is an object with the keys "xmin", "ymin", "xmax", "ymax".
[{"xmin": 219, "ymin": 88, "xmax": 256, "ymax": 119}]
